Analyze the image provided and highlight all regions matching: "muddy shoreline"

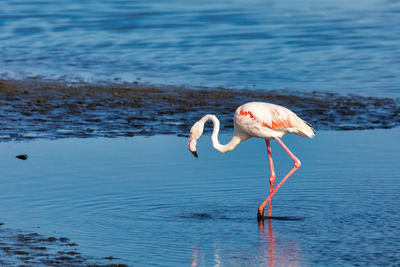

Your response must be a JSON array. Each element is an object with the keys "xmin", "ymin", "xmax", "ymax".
[
  {"xmin": 0, "ymin": 222, "xmax": 126, "ymax": 266},
  {"xmin": 1, "ymin": 78, "xmax": 399, "ymax": 141}
]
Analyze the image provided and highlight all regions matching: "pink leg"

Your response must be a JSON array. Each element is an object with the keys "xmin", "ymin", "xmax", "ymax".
[
  {"xmin": 258, "ymin": 137, "xmax": 301, "ymax": 219},
  {"xmin": 265, "ymin": 139, "xmax": 276, "ymax": 217}
]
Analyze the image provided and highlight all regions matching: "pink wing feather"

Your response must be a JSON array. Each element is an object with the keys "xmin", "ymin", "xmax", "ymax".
[{"xmin": 234, "ymin": 102, "xmax": 315, "ymax": 139}]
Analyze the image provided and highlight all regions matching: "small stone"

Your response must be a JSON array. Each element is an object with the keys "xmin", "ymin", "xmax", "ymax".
[{"xmin": 16, "ymin": 154, "xmax": 28, "ymax": 160}]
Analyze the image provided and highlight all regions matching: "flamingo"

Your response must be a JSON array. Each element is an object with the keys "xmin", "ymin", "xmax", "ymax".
[{"xmin": 187, "ymin": 102, "xmax": 315, "ymax": 219}]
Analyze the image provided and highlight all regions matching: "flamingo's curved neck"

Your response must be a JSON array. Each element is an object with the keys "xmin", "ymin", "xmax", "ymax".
[{"xmin": 200, "ymin": 114, "xmax": 241, "ymax": 154}]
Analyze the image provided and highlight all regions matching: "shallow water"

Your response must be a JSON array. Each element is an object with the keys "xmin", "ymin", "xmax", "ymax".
[
  {"xmin": 1, "ymin": 0, "xmax": 400, "ymax": 96},
  {"xmin": 0, "ymin": 128, "xmax": 399, "ymax": 266}
]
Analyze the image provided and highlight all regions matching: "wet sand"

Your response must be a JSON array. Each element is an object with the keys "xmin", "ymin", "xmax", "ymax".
[{"xmin": 1, "ymin": 78, "xmax": 399, "ymax": 141}]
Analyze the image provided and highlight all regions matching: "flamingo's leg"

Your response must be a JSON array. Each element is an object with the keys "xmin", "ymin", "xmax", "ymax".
[
  {"xmin": 265, "ymin": 139, "xmax": 276, "ymax": 217},
  {"xmin": 258, "ymin": 137, "xmax": 301, "ymax": 219}
]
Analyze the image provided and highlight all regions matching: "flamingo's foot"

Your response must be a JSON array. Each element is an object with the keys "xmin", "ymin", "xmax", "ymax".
[{"xmin": 257, "ymin": 208, "xmax": 264, "ymax": 220}]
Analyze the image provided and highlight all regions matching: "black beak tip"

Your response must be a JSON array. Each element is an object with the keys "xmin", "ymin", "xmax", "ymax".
[{"xmin": 191, "ymin": 151, "xmax": 198, "ymax": 158}]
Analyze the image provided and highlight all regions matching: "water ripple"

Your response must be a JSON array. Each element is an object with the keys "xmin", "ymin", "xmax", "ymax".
[{"xmin": 1, "ymin": 0, "xmax": 400, "ymax": 95}]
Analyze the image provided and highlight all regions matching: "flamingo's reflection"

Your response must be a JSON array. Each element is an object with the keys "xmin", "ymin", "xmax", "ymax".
[
  {"xmin": 191, "ymin": 218, "xmax": 303, "ymax": 266},
  {"xmin": 258, "ymin": 218, "xmax": 303, "ymax": 266},
  {"xmin": 258, "ymin": 219, "xmax": 275, "ymax": 266},
  {"xmin": 191, "ymin": 247, "xmax": 199, "ymax": 267}
]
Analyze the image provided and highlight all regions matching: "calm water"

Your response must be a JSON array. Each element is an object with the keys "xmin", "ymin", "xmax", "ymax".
[
  {"xmin": 0, "ymin": 128, "xmax": 399, "ymax": 266},
  {"xmin": 1, "ymin": 0, "xmax": 400, "ymax": 96}
]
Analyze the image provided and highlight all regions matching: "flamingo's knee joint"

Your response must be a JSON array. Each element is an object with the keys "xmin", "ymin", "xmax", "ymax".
[
  {"xmin": 269, "ymin": 173, "xmax": 276, "ymax": 183},
  {"xmin": 294, "ymin": 158, "xmax": 301, "ymax": 168}
]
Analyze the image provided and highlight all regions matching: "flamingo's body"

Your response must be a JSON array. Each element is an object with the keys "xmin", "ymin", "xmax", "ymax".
[{"xmin": 188, "ymin": 102, "xmax": 314, "ymax": 219}]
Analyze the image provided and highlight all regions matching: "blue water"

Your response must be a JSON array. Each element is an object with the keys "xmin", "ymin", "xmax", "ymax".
[
  {"xmin": 1, "ymin": 128, "xmax": 399, "ymax": 265},
  {"xmin": 2, "ymin": 2, "xmax": 400, "ymax": 265},
  {"xmin": 1, "ymin": 0, "xmax": 400, "ymax": 96}
]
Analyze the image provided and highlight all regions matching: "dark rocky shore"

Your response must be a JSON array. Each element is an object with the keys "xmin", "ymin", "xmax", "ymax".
[{"xmin": 1, "ymin": 78, "xmax": 399, "ymax": 142}]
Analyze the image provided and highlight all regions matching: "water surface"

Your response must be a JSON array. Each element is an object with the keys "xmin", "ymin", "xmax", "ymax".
[
  {"xmin": 1, "ymin": 0, "xmax": 400, "ymax": 96},
  {"xmin": 0, "ymin": 128, "xmax": 399, "ymax": 265}
]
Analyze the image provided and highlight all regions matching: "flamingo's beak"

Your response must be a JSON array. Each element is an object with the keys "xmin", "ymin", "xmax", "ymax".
[{"xmin": 188, "ymin": 134, "xmax": 198, "ymax": 158}]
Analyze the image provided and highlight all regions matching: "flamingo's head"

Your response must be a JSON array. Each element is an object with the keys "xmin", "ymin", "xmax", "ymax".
[{"xmin": 188, "ymin": 121, "xmax": 204, "ymax": 158}]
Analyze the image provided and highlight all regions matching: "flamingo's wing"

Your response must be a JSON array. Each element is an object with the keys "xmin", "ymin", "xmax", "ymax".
[{"xmin": 236, "ymin": 102, "xmax": 315, "ymax": 138}]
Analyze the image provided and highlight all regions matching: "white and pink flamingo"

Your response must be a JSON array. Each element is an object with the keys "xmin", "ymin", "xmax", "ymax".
[{"xmin": 188, "ymin": 102, "xmax": 315, "ymax": 219}]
